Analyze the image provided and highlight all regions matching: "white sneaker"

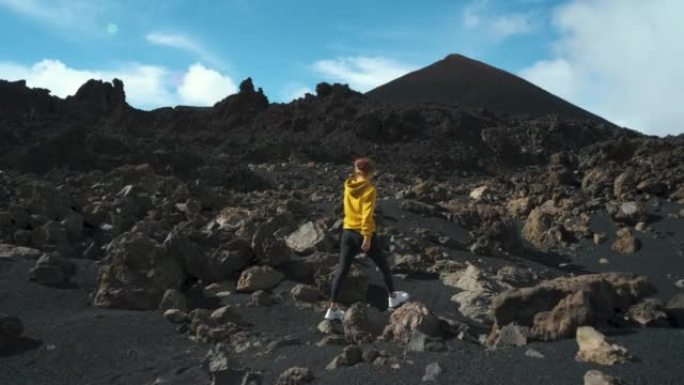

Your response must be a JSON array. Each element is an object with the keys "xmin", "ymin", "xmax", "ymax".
[
  {"xmin": 388, "ymin": 291, "xmax": 410, "ymax": 309},
  {"xmin": 324, "ymin": 307, "xmax": 345, "ymax": 321}
]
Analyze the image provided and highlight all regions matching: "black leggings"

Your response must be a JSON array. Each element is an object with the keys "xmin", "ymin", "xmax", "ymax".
[{"xmin": 330, "ymin": 229, "xmax": 395, "ymax": 302}]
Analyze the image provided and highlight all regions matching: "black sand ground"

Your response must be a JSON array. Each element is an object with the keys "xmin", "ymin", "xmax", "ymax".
[{"xmin": 2, "ymin": 198, "xmax": 684, "ymax": 385}]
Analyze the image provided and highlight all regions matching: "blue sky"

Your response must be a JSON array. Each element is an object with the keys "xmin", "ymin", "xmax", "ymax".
[{"xmin": 1, "ymin": 0, "xmax": 682, "ymax": 136}]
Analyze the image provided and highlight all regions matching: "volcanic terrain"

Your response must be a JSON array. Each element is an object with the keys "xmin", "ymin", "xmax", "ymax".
[{"xmin": 1, "ymin": 54, "xmax": 683, "ymax": 385}]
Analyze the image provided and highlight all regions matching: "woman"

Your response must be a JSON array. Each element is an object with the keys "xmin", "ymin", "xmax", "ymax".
[{"xmin": 325, "ymin": 157, "xmax": 410, "ymax": 321}]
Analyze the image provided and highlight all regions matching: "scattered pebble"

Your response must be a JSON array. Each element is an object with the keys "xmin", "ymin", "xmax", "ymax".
[
  {"xmin": 599, "ymin": 258, "xmax": 610, "ymax": 265},
  {"xmin": 525, "ymin": 348, "xmax": 545, "ymax": 359},
  {"xmin": 422, "ymin": 362, "xmax": 443, "ymax": 382},
  {"xmin": 675, "ymin": 279, "xmax": 684, "ymax": 289}
]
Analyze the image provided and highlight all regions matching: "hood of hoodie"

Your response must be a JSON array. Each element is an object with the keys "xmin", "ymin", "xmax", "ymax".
[{"xmin": 344, "ymin": 176, "xmax": 372, "ymax": 198}]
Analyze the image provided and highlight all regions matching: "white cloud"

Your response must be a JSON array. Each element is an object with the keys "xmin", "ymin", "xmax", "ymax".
[
  {"xmin": 461, "ymin": 2, "xmax": 535, "ymax": 39},
  {"xmin": 462, "ymin": 7, "xmax": 481, "ymax": 28},
  {"xmin": 490, "ymin": 13, "xmax": 533, "ymax": 38},
  {"xmin": 146, "ymin": 32, "xmax": 202, "ymax": 54},
  {"xmin": 146, "ymin": 32, "xmax": 225, "ymax": 69},
  {"xmin": 0, "ymin": 59, "xmax": 237, "ymax": 109},
  {"xmin": 519, "ymin": 0, "xmax": 684, "ymax": 136},
  {"xmin": 312, "ymin": 56, "xmax": 415, "ymax": 92},
  {"xmin": 277, "ymin": 83, "xmax": 313, "ymax": 102},
  {"xmin": 518, "ymin": 58, "xmax": 583, "ymax": 101},
  {"xmin": 177, "ymin": 63, "xmax": 237, "ymax": 106}
]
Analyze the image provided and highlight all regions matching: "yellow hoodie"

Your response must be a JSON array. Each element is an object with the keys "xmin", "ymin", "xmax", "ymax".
[{"xmin": 342, "ymin": 176, "xmax": 377, "ymax": 241}]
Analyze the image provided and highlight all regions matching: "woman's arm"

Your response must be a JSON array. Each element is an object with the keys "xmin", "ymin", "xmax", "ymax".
[{"xmin": 360, "ymin": 187, "xmax": 377, "ymax": 242}]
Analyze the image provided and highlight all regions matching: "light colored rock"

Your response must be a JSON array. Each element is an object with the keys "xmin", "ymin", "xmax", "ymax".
[
  {"xmin": 469, "ymin": 185, "xmax": 488, "ymax": 200},
  {"xmin": 593, "ymin": 232, "xmax": 607, "ymax": 245},
  {"xmin": 203, "ymin": 282, "xmax": 233, "ymax": 298},
  {"xmin": 443, "ymin": 263, "xmax": 508, "ymax": 323},
  {"xmin": 285, "ymin": 221, "xmax": 326, "ymax": 255},
  {"xmin": 506, "ymin": 197, "xmax": 531, "ymax": 217},
  {"xmin": 236, "ymin": 266, "xmax": 284, "ymax": 292},
  {"xmin": 576, "ymin": 326, "xmax": 631, "ymax": 365},
  {"xmin": 584, "ymin": 370, "xmax": 627, "ymax": 385},
  {"xmin": 625, "ymin": 299, "xmax": 667, "ymax": 326},
  {"xmin": 275, "ymin": 367, "xmax": 314, "ymax": 385},
  {"xmin": 610, "ymin": 228, "xmax": 640, "ymax": 254},
  {"xmin": 215, "ymin": 207, "xmax": 252, "ymax": 231},
  {"xmin": 496, "ymin": 265, "xmax": 537, "ymax": 287},
  {"xmin": 211, "ymin": 305, "xmax": 243, "ymax": 324},
  {"xmin": 521, "ymin": 206, "xmax": 566, "ymax": 251},
  {"xmin": 525, "ymin": 348, "xmax": 545, "ymax": 358},
  {"xmin": 451, "ymin": 290, "xmax": 494, "ymax": 324},
  {"xmin": 382, "ymin": 301, "xmax": 441, "ymax": 343},
  {"xmin": 163, "ymin": 309, "xmax": 189, "ymax": 324},
  {"xmin": 0, "ymin": 244, "xmax": 42, "ymax": 260},
  {"xmin": 422, "ymin": 362, "xmax": 443, "ymax": 382}
]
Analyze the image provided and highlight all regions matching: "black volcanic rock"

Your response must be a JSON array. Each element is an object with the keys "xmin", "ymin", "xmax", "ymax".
[
  {"xmin": 366, "ymin": 54, "xmax": 603, "ymax": 120},
  {"xmin": 212, "ymin": 77, "xmax": 269, "ymax": 128},
  {"xmin": 68, "ymin": 78, "xmax": 126, "ymax": 114}
]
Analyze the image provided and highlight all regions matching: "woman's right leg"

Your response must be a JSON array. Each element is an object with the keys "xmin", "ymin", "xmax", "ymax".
[{"xmin": 330, "ymin": 230, "xmax": 360, "ymax": 305}]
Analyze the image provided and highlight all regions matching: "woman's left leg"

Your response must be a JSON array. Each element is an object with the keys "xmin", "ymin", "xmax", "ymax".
[{"xmin": 366, "ymin": 234, "xmax": 395, "ymax": 295}]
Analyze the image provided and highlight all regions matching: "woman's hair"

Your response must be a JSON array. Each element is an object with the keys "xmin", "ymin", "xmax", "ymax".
[{"xmin": 353, "ymin": 157, "xmax": 375, "ymax": 176}]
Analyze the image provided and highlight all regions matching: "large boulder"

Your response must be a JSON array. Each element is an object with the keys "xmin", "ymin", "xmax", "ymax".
[
  {"xmin": 521, "ymin": 206, "xmax": 567, "ymax": 251},
  {"xmin": 28, "ymin": 252, "xmax": 76, "ymax": 287},
  {"xmin": 284, "ymin": 221, "xmax": 328, "ymax": 255},
  {"xmin": 342, "ymin": 303, "xmax": 386, "ymax": 343},
  {"xmin": 382, "ymin": 302, "xmax": 441, "ymax": 343},
  {"xmin": 93, "ymin": 232, "xmax": 186, "ymax": 310},
  {"xmin": 251, "ymin": 217, "xmax": 295, "ymax": 266},
  {"xmin": 236, "ymin": 265, "xmax": 284, "ymax": 292},
  {"xmin": 490, "ymin": 273, "xmax": 656, "ymax": 341},
  {"xmin": 164, "ymin": 228, "xmax": 253, "ymax": 283}
]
